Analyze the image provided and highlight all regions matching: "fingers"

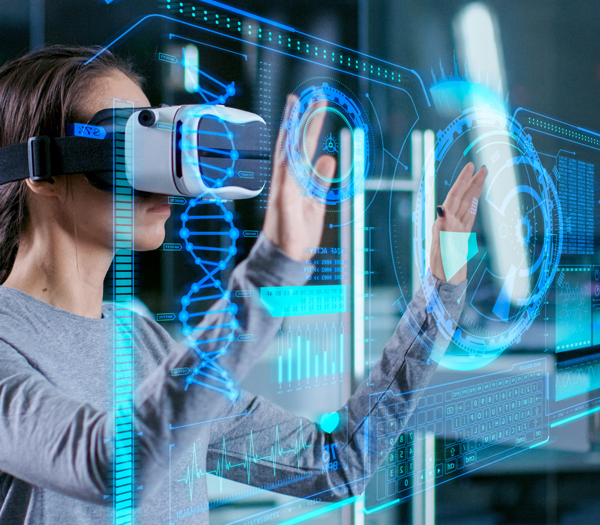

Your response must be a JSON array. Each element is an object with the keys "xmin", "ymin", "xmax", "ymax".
[
  {"xmin": 269, "ymin": 95, "xmax": 297, "ymax": 204},
  {"xmin": 457, "ymin": 165, "xmax": 488, "ymax": 222},
  {"xmin": 309, "ymin": 155, "xmax": 336, "ymax": 208},
  {"xmin": 302, "ymin": 100, "xmax": 328, "ymax": 162},
  {"xmin": 442, "ymin": 162, "xmax": 475, "ymax": 214}
]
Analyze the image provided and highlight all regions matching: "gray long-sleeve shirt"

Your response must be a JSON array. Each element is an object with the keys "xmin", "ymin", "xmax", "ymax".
[{"xmin": 0, "ymin": 234, "xmax": 464, "ymax": 524}]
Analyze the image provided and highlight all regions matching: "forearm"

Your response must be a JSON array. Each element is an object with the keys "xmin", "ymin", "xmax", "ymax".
[
  {"xmin": 206, "ymin": 272, "xmax": 466, "ymax": 500},
  {"xmin": 0, "ymin": 234, "xmax": 306, "ymax": 504},
  {"xmin": 134, "ymin": 233, "xmax": 308, "ymax": 498}
]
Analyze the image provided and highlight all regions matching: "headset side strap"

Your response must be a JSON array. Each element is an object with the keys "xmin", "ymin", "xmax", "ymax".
[{"xmin": 0, "ymin": 135, "xmax": 114, "ymax": 186}]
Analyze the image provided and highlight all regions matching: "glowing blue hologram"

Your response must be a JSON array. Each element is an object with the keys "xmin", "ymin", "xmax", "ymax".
[
  {"xmin": 260, "ymin": 285, "xmax": 346, "ymax": 317},
  {"xmin": 556, "ymin": 354, "xmax": 600, "ymax": 401},
  {"xmin": 439, "ymin": 231, "xmax": 478, "ymax": 281},
  {"xmin": 323, "ymin": 133, "xmax": 338, "ymax": 154},
  {"xmin": 179, "ymin": 192, "xmax": 239, "ymax": 400},
  {"xmin": 555, "ymin": 267, "xmax": 591, "ymax": 352},
  {"xmin": 284, "ymin": 79, "xmax": 372, "ymax": 205},
  {"xmin": 392, "ymin": 106, "xmax": 563, "ymax": 371},
  {"xmin": 176, "ymin": 420, "xmax": 314, "ymax": 500},
  {"xmin": 319, "ymin": 412, "xmax": 340, "ymax": 434},
  {"xmin": 492, "ymin": 264, "xmax": 516, "ymax": 322},
  {"xmin": 516, "ymin": 215, "xmax": 532, "ymax": 246},
  {"xmin": 274, "ymin": 322, "xmax": 344, "ymax": 388},
  {"xmin": 181, "ymin": 46, "xmax": 236, "ymax": 105},
  {"xmin": 429, "ymin": 56, "xmax": 509, "ymax": 117},
  {"xmin": 557, "ymin": 156, "xmax": 594, "ymax": 255},
  {"xmin": 364, "ymin": 357, "xmax": 549, "ymax": 512}
]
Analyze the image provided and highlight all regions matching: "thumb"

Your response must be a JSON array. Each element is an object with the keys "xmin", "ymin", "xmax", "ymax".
[
  {"xmin": 303, "ymin": 155, "xmax": 336, "ymax": 217},
  {"xmin": 312, "ymin": 154, "xmax": 336, "ymax": 190}
]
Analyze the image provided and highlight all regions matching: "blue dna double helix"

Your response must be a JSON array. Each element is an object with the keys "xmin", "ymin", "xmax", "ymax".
[
  {"xmin": 176, "ymin": 54, "xmax": 244, "ymax": 400},
  {"xmin": 179, "ymin": 194, "xmax": 241, "ymax": 400}
]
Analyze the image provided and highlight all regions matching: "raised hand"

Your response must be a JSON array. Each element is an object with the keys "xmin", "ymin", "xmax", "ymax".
[
  {"xmin": 263, "ymin": 95, "xmax": 336, "ymax": 261},
  {"xmin": 430, "ymin": 162, "xmax": 488, "ymax": 284}
]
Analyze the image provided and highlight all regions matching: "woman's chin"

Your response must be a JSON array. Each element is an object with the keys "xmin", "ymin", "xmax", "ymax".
[{"xmin": 133, "ymin": 232, "xmax": 166, "ymax": 252}]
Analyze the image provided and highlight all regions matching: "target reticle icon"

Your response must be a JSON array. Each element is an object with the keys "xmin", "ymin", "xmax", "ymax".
[
  {"xmin": 400, "ymin": 107, "xmax": 562, "ymax": 370},
  {"xmin": 284, "ymin": 80, "xmax": 371, "ymax": 205},
  {"xmin": 178, "ymin": 191, "xmax": 240, "ymax": 399}
]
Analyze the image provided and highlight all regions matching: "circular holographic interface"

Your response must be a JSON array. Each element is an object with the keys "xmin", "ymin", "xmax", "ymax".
[
  {"xmin": 391, "ymin": 107, "xmax": 563, "ymax": 370},
  {"xmin": 284, "ymin": 79, "xmax": 373, "ymax": 206}
]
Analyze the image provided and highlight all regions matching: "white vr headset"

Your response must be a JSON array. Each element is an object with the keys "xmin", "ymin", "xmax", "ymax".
[{"xmin": 0, "ymin": 104, "xmax": 270, "ymax": 200}]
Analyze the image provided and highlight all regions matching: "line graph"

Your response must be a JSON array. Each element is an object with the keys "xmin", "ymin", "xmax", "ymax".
[
  {"xmin": 177, "ymin": 421, "xmax": 313, "ymax": 501},
  {"xmin": 555, "ymin": 267, "xmax": 591, "ymax": 352},
  {"xmin": 556, "ymin": 354, "xmax": 600, "ymax": 401}
]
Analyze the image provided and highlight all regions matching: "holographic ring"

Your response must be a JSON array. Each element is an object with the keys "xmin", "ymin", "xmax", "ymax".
[
  {"xmin": 413, "ymin": 107, "xmax": 562, "ymax": 366},
  {"xmin": 285, "ymin": 81, "xmax": 371, "ymax": 205}
]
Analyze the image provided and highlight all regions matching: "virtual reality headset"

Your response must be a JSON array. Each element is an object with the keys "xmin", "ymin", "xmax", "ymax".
[{"xmin": 0, "ymin": 104, "xmax": 270, "ymax": 200}]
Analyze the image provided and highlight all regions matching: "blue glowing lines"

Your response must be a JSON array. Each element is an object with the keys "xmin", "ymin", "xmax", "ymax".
[
  {"xmin": 83, "ymin": 14, "xmax": 421, "ymax": 107},
  {"xmin": 392, "ymin": 106, "xmax": 562, "ymax": 370},
  {"xmin": 194, "ymin": 0, "xmax": 296, "ymax": 32},
  {"xmin": 275, "ymin": 322, "xmax": 345, "ymax": 388},
  {"xmin": 429, "ymin": 56, "xmax": 508, "ymax": 116},
  {"xmin": 111, "ymin": 101, "xmax": 136, "ymax": 524},
  {"xmin": 171, "ymin": 33, "xmax": 248, "ymax": 60},
  {"xmin": 285, "ymin": 80, "xmax": 371, "ymax": 205},
  {"xmin": 179, "ymin": 193, "xmax": 239, "ymax": 399},
  {"xmin": 556, "ymin": 354, "xmax": 600, "ymax": 401},
  {"xmin": 177, "ymin": 420, "xmax": 312, "ymax": 500},
  {"xmin": 177, "ymin": 92, "xmax": 243, "ymax": 193},
  {"xmin": 181, "ymin": 46, "xmax": 236, "ymax": 104}
]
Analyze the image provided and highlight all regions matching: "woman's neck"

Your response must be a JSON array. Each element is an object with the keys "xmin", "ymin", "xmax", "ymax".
[{"xmin": 3, "ymin": 226, "xmax": 113, "ymax": 319}]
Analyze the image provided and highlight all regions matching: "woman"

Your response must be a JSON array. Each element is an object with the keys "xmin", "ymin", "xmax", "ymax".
[{"xmin": 0, "ymin": 46, "xmax": 486, "ymax": 523}]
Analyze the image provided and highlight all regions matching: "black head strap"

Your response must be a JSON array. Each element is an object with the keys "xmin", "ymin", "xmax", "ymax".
[{"xmin": 0, "ymin": 135, "xmax": 114, "ymax": 185}]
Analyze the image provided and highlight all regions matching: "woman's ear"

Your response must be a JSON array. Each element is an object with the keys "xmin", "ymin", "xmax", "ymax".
[{"xmin": 25, "ymin": 175, "xmax": 67, "ymax": 199}]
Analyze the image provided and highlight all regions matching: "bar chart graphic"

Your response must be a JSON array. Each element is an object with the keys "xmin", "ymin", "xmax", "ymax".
[{"xmin": 274, "ymin": 322, "xmax": 345, "ymax": 388}]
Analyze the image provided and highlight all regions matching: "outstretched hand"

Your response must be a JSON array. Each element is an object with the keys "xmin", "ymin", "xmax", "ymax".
[
  {"xmin": 430, "ymin": 162, "xmax": 488, "ymax": 284},
  {"xmin": 263, "ymin": 95, "xmax": 336, "ymax": 261}
]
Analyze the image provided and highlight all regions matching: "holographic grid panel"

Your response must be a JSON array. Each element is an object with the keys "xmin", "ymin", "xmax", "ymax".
[
  {"xmin": 555, "ymin": 267, "xmax": 591, "ymax": 353},
  {"xmin": 557, "ymin": 156, "xmax": 594, "ymax": 255},
  {"xmin": 365, "ymin": 358, "xmax": 549, "ymax": 514}
]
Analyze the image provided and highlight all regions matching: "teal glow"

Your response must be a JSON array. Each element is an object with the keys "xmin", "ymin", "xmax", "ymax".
[
  {"xmin": 555, "ymin": 358, "xmax": 600, "ymax": 401},
  {"xmin": 550, "ymin": 406, "xmax": 600, "ymax": 428},
  {"xmin": 278, "ymin": 496, "xmax": 359, "ymax": 525},
  {"xmin": 529, "ymin": 437, "xmax": 549, "ymax": 449},
  {"xmin": 555, "ymin": 268, "xmax": 592, "ymax": 354},
  {"xmin": 439, "ymin": 231, "xmax": 478, "ymax": 281},
  {"xmin": 261, "ymin": 285, "xmax": 347, "ymax": 317},
  {"xmin": 463, "ymin": 130, "xmax": 519, "ymax": 156},
  {"xmin": 363, "ymin": 497, "xmax": 400, "ymax": 514},
  {"xmin": 430, "ymin": 79, "xmax": 506, "ymax": 116}
]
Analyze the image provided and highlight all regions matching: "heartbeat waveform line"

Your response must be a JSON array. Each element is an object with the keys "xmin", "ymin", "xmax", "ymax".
[
  {"xmin": 556, "ymin": 360, "xmax": 600, "ymax": 388},
  {"xmin": 177, "ymin": 420, "xmax": 313, "ymax": 501}
]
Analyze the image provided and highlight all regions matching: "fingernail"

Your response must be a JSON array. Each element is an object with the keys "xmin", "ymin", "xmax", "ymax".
[{"xmin": 436, "ymin": 205, "xmax": 445, "ymax": 217}]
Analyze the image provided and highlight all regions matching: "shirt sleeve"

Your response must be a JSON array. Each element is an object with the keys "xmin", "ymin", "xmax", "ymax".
[
  {"xmin": 206, "ymin": 272, "xmax": 466, "ymax": 500},
  {"xmin": 0, "ymin": 233, "xmax": 305, "ymax": 504}
]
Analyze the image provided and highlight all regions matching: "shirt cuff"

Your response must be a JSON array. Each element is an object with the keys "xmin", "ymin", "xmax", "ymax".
[{"xmin": 428, "ymin": 269, "xmax": 467, "ymax": 319}]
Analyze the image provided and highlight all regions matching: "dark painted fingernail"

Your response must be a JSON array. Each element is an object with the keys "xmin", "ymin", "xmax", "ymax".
[{"xmin": 436, "ymin": 205, "xmax": 445, "ymax": 217}]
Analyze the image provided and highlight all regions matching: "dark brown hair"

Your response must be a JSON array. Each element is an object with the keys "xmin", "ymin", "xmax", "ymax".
[{"xmin": 0, "ymin": 45, "xmax": 142, "ymax": 283}]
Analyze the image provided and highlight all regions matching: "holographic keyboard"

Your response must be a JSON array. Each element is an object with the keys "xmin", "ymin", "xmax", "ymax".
[{"xmin": 365, "ymin": 358, "xmax": 549, "ymax": 511}]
